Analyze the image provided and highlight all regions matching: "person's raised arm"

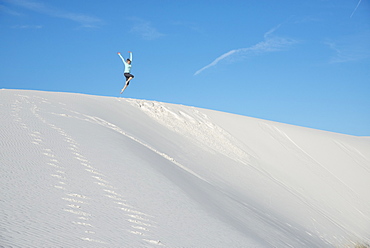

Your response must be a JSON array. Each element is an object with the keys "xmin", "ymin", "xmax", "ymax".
[
  {"xmin": 117, "ymin": 52, "xmax": 125, "ymax": 64},
  {"xmin": 128, "ymin": 51, "xmax": 132, "ymax": 62}
]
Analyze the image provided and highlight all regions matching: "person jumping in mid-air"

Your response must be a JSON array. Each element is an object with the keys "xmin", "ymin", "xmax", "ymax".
[{"xmin": 117, "ymin": 51, "xmax": 134, "ymax": 94}]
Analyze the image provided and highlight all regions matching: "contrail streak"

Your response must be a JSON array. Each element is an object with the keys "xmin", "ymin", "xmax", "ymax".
[
  {"xmin": 194, "ymin": 25, "xmax": 296, "ymax": 76},
  {"xmin": 350, "ymin": 0, "xmax": 362, "ymax": 18}
]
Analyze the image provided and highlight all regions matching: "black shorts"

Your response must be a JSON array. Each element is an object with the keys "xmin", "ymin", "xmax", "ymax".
[{"xmin": 124, "ymin": 73, "xmax": 134, "ymax": 80}]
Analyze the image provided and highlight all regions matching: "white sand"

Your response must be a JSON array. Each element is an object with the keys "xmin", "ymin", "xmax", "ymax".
[{"xmin": 1, "ymin": 89, "xmax": 369, "ymax": 247}]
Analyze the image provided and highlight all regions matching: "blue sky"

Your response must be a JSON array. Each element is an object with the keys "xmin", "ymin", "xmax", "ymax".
[{"xmin": 1, "ymin": 0, "xmax": 369, "ymax": 136}]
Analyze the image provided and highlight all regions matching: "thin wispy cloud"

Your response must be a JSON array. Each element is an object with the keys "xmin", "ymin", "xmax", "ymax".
[
  {"xmin": 129, "ymin": 17, "xmax": 164, "ymax": 40},
  {"xmin": 194, "ymin": 50, "xmax": 237, "ymax": 76},
  {"xmin": 194, "ymin": 25, "xmax": 297, "ymax": 76},
  {"xmin": 12, "ymin": 24, "xmax": 42, "ymax": 29},
  {"xmin": 325, "ymin": 31, "xmax": 370, "ymax": 63},
  {"xmin": 0, "ymin": 4, "xmax": 23, "ymax": 16},
  {"xmin": 4, "ymin": 0, "xmax": 102, "ymax": 28}
]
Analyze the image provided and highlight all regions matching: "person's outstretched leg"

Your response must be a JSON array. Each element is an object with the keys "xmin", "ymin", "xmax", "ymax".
[{"xmin": 126, "ymin": 76, "xmax": 133, "ymax": 85}]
